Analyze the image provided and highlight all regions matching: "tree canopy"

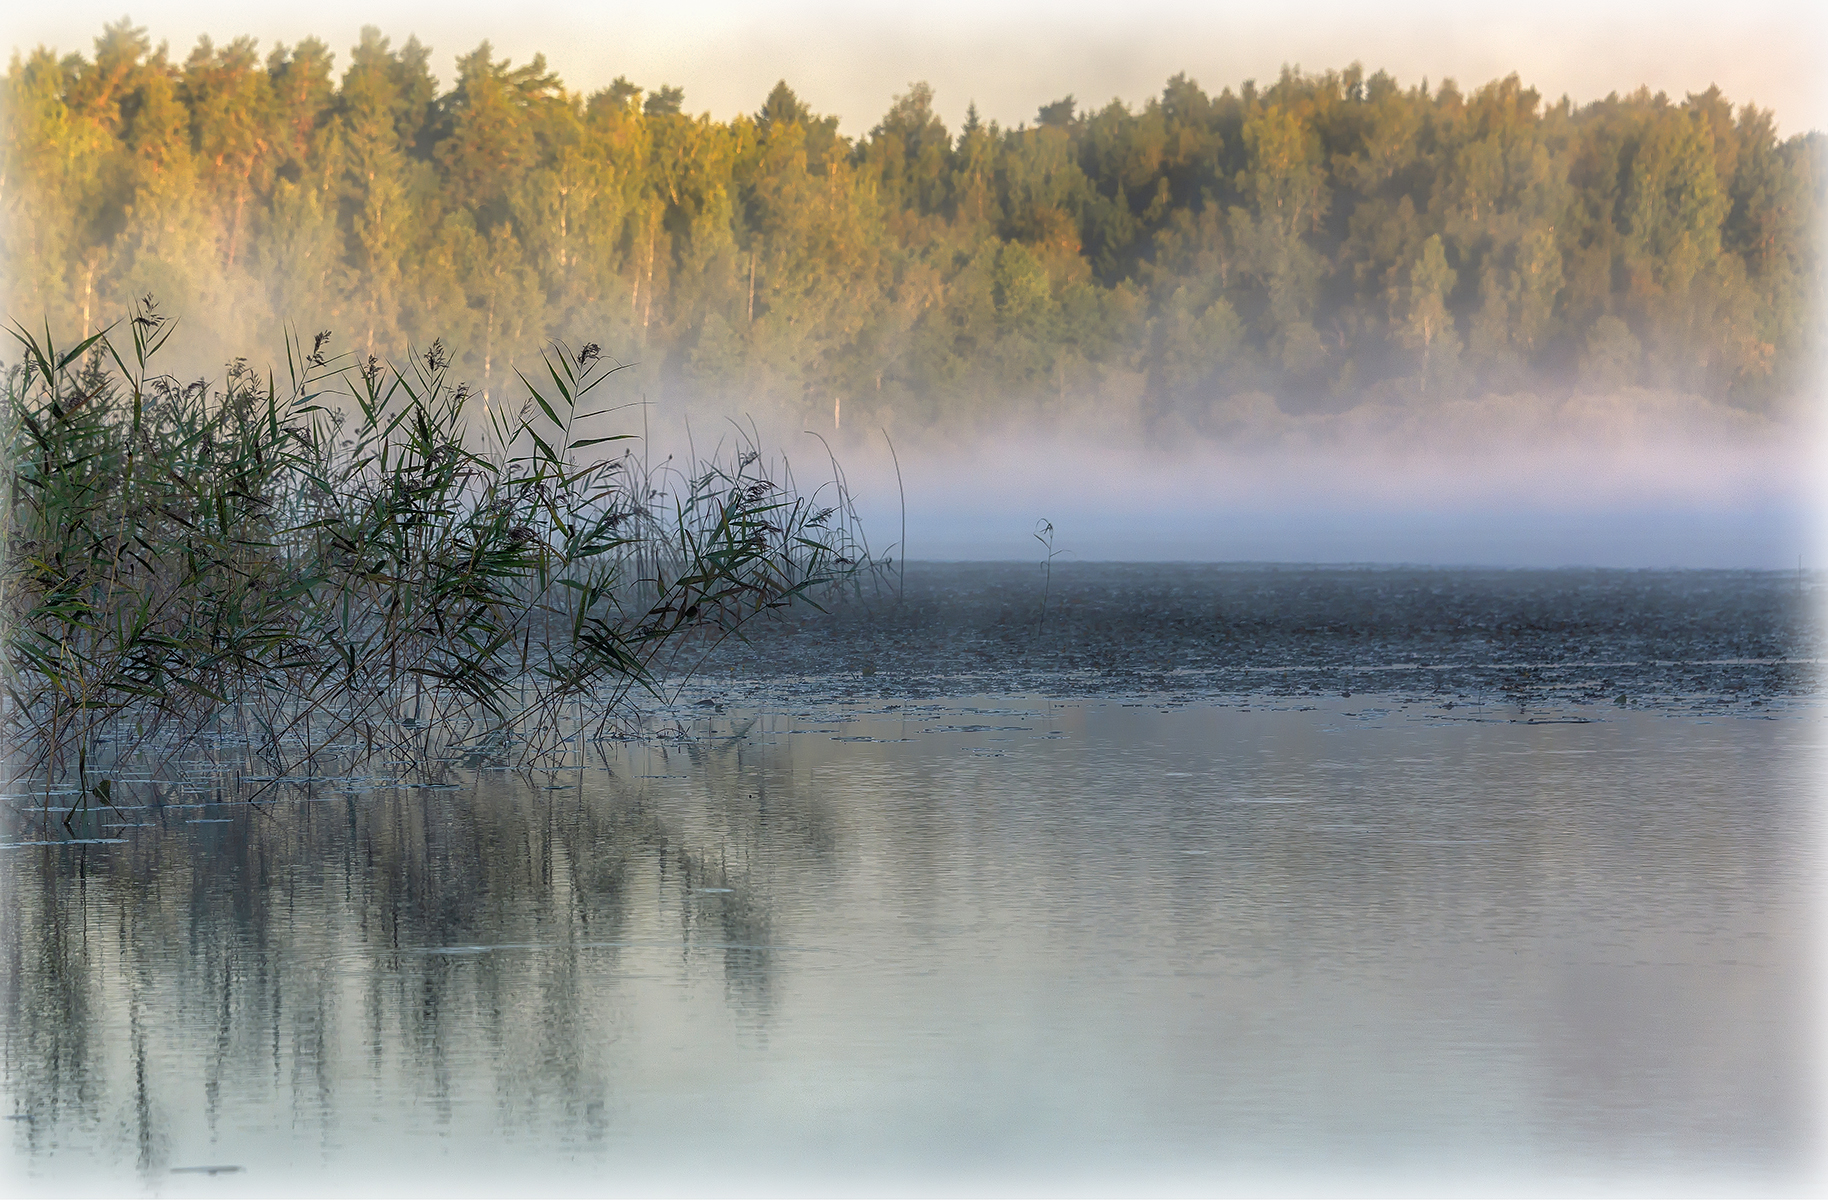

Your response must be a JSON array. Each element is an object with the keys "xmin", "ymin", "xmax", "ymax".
[{"xmin": 4, "ymin": 20, "xmax": 1822, "ymax": 436}]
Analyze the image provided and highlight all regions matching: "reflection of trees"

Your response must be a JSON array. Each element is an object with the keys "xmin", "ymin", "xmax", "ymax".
[
  {"xmin": 3, "ymin": 854, "xmax": 111, "ymax": 1158},
  {"xmin": 2, "ymin": 723, "xmax": 856, "ymax": 1169},
  {"xmin": 657, "ymin": 719, "xmax": 845, "ymax": 1019},
  {"xmin": 1, "ymin": 776, "xmax": 649, "ymax": 1168},
  {"xmin": 4, "ymin": 706, "xmax": 1805, "ymax": 1177}
]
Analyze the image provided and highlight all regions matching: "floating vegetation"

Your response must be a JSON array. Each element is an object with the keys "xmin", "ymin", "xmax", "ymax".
[{"xmin": 3, "ymin": 302, "xmax": 875, "ymax": 823}]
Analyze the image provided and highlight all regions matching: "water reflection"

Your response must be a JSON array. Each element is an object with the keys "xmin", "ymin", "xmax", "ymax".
[{"xmin": 2, "ymin": 698, "xmax": 1815, "ymax": 1191}]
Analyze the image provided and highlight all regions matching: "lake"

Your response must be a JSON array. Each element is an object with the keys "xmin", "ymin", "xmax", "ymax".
[{"xmin": 3, "ymin": 565, "xmax": 1818, "ymax": 1195}]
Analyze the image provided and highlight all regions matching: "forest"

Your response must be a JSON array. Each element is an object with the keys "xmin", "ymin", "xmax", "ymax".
[{"xmin": 2, "ymin": 19, "xmax": 1822, "ymax": 439}]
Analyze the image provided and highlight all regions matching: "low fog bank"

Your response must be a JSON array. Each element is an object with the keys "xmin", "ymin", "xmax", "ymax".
[
  {"xmin": 889, "ymin": 493, "xmax": 1808, "ymax": 567},
  {"xmin": 661, "ymin": 388, "xmax": 1817, "ymax": 569},
  {"xmin": 37, "ymin": 329, "xmax": 1807, "ymax": 568}
]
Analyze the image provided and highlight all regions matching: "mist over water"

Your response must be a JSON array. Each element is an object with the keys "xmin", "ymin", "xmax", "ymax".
[
  {"xmin": 23, "ymin": 313, "xmax": 1809, "ymax": 568},
  {"xmin": 641, "ymin": 383, "xmax": 1816, "ymax": 568}
]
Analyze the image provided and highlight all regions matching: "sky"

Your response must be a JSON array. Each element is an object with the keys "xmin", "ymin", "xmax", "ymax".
[{"xmin": 6, "ymin": 0, "xmax": 1825, "ymax": 137}]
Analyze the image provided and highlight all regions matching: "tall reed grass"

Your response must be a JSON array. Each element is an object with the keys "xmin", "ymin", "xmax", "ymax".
[{"xmin": 2, "ymin": 301, "xmax": 872, "ymax": 823}]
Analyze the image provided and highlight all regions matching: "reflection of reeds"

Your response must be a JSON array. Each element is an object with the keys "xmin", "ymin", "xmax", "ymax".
[{"xmin": 3, "ymin": 302, "xmax": 868, "ymax": 819}]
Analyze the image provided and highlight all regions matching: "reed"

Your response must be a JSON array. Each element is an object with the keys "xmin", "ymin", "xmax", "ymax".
[
  {"xmin": 2, "ymin": 301, "xmax": 867, "ymax": 822},
  {"xmin": 1034, "ymin": 518, "xmax": 1062, "ymax": 633}
]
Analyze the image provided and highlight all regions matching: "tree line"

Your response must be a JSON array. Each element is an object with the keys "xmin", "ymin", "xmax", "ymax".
[{"xmin": 4, "ymin": 19, "xmax": 1822, "ymax": 437}]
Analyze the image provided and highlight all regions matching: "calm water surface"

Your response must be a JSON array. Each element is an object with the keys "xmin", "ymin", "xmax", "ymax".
[{"xmin": 2, "ymin": 685, "xmax": 1816, "ymax": 1194}]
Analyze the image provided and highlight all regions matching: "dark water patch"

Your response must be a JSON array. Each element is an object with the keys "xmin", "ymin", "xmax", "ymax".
[
  {"xmin": 696, "ymin": 563, "xmax": 1819, "ymax": 710},
  {"xmin": 1, "ymin": 838, "xmax": 129, "ymax": 848}
]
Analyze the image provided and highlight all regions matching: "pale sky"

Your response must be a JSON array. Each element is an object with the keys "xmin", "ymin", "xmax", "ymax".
[{"xmin": 6, "ymin": 0, "xmax": 1824, "ymax": 137}]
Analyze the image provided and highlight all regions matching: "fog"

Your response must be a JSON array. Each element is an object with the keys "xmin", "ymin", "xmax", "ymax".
[
  {"xmin": 852, "ymin": 441, "xmax": 1812, "ymax": 567},
  {"xmin": 67, "ymin": 324, "xmax": 1811, "ymax": 570},
  {"xmin": 627, "ymin": 381, "xmax": 1819, "ymax": 570},
  {"xmin": 13, "ymin": 306, "xmax": 1810, "ymax": 570}
]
